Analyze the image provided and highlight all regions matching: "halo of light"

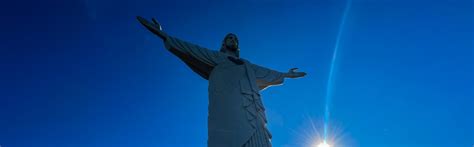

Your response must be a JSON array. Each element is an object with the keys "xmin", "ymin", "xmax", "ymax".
[{"xmin": 316, "ymin": 142, "xmax": 330, "ymax": 147}]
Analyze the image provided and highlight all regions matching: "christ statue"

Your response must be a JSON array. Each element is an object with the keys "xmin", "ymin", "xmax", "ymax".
[{"xmin": 137, "ymin": 16, "xmax": 307, "ymax": 147}]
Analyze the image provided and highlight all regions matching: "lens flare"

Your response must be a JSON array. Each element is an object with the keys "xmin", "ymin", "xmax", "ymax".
[
  {"xmin": 316, "ymin": 142, "xmax": 331, "ymax": 147},
  {"xmin": 323, "ymin": 0, "xmax": 352, "ymax": 141}
]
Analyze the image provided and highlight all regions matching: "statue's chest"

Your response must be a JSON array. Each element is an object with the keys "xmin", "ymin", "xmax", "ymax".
[
  {"xmin": 211, "ymin": 60, "xmax": 246, "ymax": 79},
  {"xmin": 208, "ymin": 60, "xmax": 248, "ymax": 89}
]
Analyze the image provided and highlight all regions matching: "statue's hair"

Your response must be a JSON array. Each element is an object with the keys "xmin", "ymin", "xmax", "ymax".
[
  {"xmin": 220, "ymin": 33, "xmax": 240, "ymax": 57},
  {"xmin": 222, "ymin": 33, "xmax": 238, "ymax": 43}
]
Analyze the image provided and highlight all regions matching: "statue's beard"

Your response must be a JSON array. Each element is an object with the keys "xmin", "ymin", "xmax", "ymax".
[
  {"xmin": 226, "ymin": 44, "xmax": 239, "ymax": 52},
  {"xmin": 222, "ymin": 44, "xmax": 239, "ymax": 57}
]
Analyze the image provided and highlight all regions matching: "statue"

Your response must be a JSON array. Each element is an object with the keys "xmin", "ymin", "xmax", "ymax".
[{"xmin": 137, "ymin": 16, "xmax": 307, "ymax": 147}]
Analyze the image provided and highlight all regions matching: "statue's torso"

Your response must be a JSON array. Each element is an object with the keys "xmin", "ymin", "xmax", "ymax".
[
  {"xmin": 161, "ymin": 36, "xmax": 273, "ymax": 146},
  {"xmin": 207, "ymin": 59, "xmax": 256, "ymax": 146}
]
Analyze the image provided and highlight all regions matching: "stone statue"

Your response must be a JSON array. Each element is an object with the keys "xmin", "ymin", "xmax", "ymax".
[{"xmin": 137, "ymin": 16, "xmax": 307, "ymax": 147}]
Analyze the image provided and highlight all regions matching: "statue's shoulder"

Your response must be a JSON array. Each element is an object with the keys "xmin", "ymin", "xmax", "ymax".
[{"xmin": 240, "ymin": 58, "xmax": 250, "ymax": 64}]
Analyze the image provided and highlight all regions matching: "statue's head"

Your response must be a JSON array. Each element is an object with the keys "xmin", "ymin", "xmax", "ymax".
[{"xmin": 220, "ymin": 33, "xmax": 240, "ymax": 57}]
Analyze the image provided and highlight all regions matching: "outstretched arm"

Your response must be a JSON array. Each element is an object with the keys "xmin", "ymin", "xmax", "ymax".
[
  {"xmin": 251, "ymin": 63, "xmax": 306, "ymax": 90},
  {"xmin": 137, "ymin": 16, "xmax": 225, "ymax": 79},
  {"xmin": 137, "ymin": 16, "xmax": 225, "ymax": 65}
]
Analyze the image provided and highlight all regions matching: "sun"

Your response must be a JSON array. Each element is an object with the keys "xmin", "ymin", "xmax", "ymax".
[{"xmin": 316, "ymin": 142, "xmax": 330, "ymax": 147}]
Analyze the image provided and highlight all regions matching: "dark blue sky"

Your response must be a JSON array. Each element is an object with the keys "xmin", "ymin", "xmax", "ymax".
[{"xmin": 1, "ymin": 0, "xmax": 472, "ymax": 146}]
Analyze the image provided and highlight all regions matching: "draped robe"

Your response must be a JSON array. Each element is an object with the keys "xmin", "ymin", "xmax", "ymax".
[{"xmin": 164, "ymin": 36, "xmax": 286, "ymax": 147}]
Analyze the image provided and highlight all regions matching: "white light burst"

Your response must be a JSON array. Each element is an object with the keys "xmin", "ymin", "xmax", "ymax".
[{"xmin": 316, "ymin": 142, "xmax": 330, "ymax": 147}]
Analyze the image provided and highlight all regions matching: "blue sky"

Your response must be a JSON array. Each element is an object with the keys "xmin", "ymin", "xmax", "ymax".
[{"xmin": 0, "ymin": 0, "xmax": 472, "ymax": 146}]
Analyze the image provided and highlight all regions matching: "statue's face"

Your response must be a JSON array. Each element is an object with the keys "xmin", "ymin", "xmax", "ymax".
[{"xmin": 224, "ymin": 34, "xmax": 239, "ymax": 51}]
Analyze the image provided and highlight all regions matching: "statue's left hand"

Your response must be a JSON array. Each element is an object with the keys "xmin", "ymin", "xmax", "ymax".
[{"xmin": 285, "ymin": 68, "xmax": 307, "ymax": 78}]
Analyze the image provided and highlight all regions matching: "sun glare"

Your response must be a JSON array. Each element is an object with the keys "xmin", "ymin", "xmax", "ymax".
[{"xmin": 316, "ymin": 142, "xmax": 330, "ymax": 147}]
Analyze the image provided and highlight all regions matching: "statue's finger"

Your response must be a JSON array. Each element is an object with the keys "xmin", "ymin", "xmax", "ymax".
[
  {"xmin": 301, "ymin": 72, "xmax": 307, "ymax": 76},
  {"xmin": 152, "ymin": 18, "xmax": 159, "ymax": 24},
  {"xmin": 290, "ymin": 68, "xmax": 298, "ymax": 72},
  {"xmin": 151, "ymin": 18, "xmax": 162, "ymax": 30},
  {"xmin": 136, "ymin": 16, "xmax": 147, "ymax": 23}
]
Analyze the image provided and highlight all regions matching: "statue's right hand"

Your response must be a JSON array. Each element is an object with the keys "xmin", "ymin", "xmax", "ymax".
[{"xmin": 136, "ymin": 16, "xmax": 169, "ymax": 40}]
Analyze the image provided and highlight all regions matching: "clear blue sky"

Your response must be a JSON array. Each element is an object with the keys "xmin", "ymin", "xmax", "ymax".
[{"xmin": 0, "ymin": 0, "xmax": 472, "ymax": 146}]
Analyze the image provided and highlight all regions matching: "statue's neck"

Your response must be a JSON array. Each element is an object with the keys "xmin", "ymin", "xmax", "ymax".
[
  {"xmin": 225, "ymin": 52, "xmax": 239, "ymax": 58},
  {"xmin": 222, "ymin": 48, "xmax": 239, "ymax": 58}
]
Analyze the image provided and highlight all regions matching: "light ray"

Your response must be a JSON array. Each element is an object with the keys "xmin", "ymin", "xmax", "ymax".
[{"xmin": 323, "ymin": 0, "xmax": 352, "ymax": 142}]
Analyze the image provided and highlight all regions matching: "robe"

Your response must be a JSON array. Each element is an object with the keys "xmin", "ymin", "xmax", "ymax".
[{"xmin": 164, "ymin": 36, "xmax": 286, "ymax": 147}]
